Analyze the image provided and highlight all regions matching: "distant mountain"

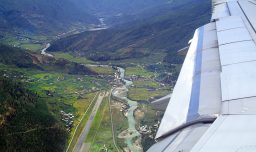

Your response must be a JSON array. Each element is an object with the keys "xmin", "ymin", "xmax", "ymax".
[
  {"xmin": 79, "ymin": 0, "xmax": 171, "ymax": 16},
  {"xmin": 76, "ymin": 0, "xmax": 173, "ymax": 26},
  {"xmin": 0, "ymin": 0, "xmax": 98, "ymax": 34},
  {"xmin": 48, "ymin": 0, "xmax": 211, "ymax": 63}
]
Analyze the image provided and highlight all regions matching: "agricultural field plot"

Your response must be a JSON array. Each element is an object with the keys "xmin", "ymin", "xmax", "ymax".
[
  {"xmin": 0, "ymin": 64, "xmax": 108, "ymax": 103},
  {"xmin": 128, "ymin": 79, "xmax": 171, "ymax": 102},
  {"xmin": 53, "ymin": 52, "xmax": 115, "ymax": 75},
  {"xmin": 53, "ymin": 52, "xmax": 95, "ymax": 65},
  {"xmin": 128, "ymin": 87, "xmax": 170, "ymax": 102},
  {"xmin": 133, "ymin": 80, "xmax": 160, "ymax": 89},
  {"xmin": 125, "ymin": 66, "xmax": 157, "ymax": 79},
  {"xmin": 86, "ymin": 66, "xmax": 115, "ymax": 75},
  {"xmin": 123, "ymin": 65, "xmax": 172, "ymax": 102},
  {"xmin": 1, "ymin": 34, "xmax": 52, "ymax": 52},
  {"xmin": 20, "ymin": 43, "xmax": 44, "ymax": 51}
]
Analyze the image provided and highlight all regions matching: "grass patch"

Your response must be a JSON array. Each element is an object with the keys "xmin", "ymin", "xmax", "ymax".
[
  {"xmin": 128, "ymin": 87, "xmax": 170, "ymax": 101},
  {"xmin": 111, "ymin": 100, "xmax": 128, "ymax": 149},
  {"xmin": 133, "ymin": 80, "xmax": 160, "ymax": 89},
  {"xmin": 1, "ymin": 34, "xmax": 52, "ymax": 52},
  {"xmin": 29, "ymin": 35, "xmax": 49, "ymax": 41},
  {"xmin": 85, "ymin": 97, "xmax": 107, "ymax": 143},
  {"xmin": 125, "ymin": 66, "xmax": 157, "ymax": 78},
  {"xmin": 52, "ymin": 52, "xmax": 114, "ymax": 75},
  {"xmin": 20, "ymin": 43, "xmax": 44, "ymax": 51},
  {"xmin": 53, "ymin": 52, "xmax": 95, "ymax": 64},
  {"xmin": 1, "ymin": 37, "xmax": 21, "ymax": 47},
  {"xmin": 86, "ymin": 66, "xmax": 115, "ymax": 75},
  {"xmin": 73, "ymin": 93, "xmax": 97, "ymax": 119}
]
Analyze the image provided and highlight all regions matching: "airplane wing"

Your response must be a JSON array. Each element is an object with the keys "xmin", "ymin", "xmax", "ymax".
[
  {"xmin": 148, "ymin": 0, "xmax": 256, "ymax": 151},
  {"xmin": 151, "ymin": 94, "xmax": 171, "ymax": 110}
]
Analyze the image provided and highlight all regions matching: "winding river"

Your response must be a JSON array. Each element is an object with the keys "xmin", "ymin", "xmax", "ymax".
[
  {"xmin": 41, "ymin": 43, "xmax": 53, "ymax": 57},
  {"xmin": 112, "ymin": 67, "xmax": 142, "ymax": 152}
]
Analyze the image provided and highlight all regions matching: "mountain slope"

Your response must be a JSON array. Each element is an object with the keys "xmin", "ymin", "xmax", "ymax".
[
  {"xmin": 0, "ymin": 44, "xmax": 97, "ymax": 75},
  {"xmin": 0, "ymin": 77, "xmax": 67, "ymax": 152},
  {"xmin": 48, "ymin": 0, "xmax": 211, "ymax": 63}
]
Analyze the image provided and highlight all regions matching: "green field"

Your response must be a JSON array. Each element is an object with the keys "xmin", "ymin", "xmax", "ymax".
[
  {"xmin": 125, "ymin": 66, "xmax": 157, "ymax": 78},
  {"xmin": 133, "ymin": 80, "xmax": 160, "ymax": 88},
  {"xmin": 28, "ymin": 72, "xmax": 107, "ymax": 102},
  {"xmin": 1, "ymin": 37, "xmax": 22, "ymax": 47},
  {"xmin": 111, "ymin": 100, "xmax": 129, "ymax": 150},
  {"xmin": 53, "ymin": 52, "xmax": 95, "ymax": 64},
  {"xmin": 53, "ymin": 52, "xmax": 115, "ymax": 75},
  {"xmin": 21, "ymin": 43, "xmax": 44, "ymax": 51},
  {"xmin": 0, "ymin": 63, "xmax": 108, "ymax": 104},
  {"xmin": 86, "ymin": 66, "xmax": 115, "ymax": 75},
  {"xmin": 128, "ymin": 87, "xmax": 170, "ymax": 101},
  {"xmin": 1, "ymin": 34, "xmax": 52, "ymax": 52},
  {"xmin": 125, "ymin": 68, "xmax": 171, "ymax": 101}
]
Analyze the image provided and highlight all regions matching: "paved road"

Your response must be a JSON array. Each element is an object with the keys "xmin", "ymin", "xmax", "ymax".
[{"xmin": 73, "ymin": 92, "xmax": 105, "ymax": 152}]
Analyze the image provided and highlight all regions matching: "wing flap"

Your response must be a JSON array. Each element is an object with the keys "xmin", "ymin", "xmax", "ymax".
[
  {"xmin": 156, "ymin": 23, "xmax": 221, "ymax": 139},
  {"xmin": 149, "ymin": 0, "xmax": 256, "ymax": 151}
]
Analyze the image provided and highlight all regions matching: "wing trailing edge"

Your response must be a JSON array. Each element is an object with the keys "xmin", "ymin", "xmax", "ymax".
[{"xmin": 148, "ymin": 0, "xmax": 256, "ymax": 151}]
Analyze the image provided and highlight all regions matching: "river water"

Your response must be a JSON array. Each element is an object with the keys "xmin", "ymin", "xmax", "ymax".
[
  {"xmin": 112, "ymin": 67, "xmax": 142, "ymax": 152},
  {"xmin": 41, "ymin": 43, "xmax": 53, "ymax": 57}
]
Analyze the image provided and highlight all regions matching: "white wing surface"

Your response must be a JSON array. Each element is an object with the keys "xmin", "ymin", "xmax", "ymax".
[{"xmin": 148, "ymin": 0, "xmax": 256, "ymax": 151}]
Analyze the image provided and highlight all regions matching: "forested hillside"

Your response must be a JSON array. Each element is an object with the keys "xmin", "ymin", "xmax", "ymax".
[{"xmin": 0, "ymin": 77, "xmax": 67, "ymax": 152}]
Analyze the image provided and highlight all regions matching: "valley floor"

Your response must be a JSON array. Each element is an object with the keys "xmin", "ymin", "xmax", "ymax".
[{"xmin": 0, "ymin": 42, "xmax": 173, "ymax": 151}]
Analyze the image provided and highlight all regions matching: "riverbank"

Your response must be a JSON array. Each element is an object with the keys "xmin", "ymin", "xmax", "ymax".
[{"xmin": 111, "ymin": 67, "xmax": 143, "ymax": 152}]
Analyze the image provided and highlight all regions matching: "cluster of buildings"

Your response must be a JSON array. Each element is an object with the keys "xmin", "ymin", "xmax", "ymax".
[
  {"xmin": 119, "ymin": 103, "xmax": 129, "ymax": 117},
  {"xmin": 114, "ymin": 70, "xmax": 122, "ymax": 83},
  {"xmin": 2, "ymin": 73, "xmax": 9, "ymax": 78},
  {"xmin": 60, "ymin": 110, "xmax": 74, "ymax": 132},
  {"xmin": 126, "ymin": 75, "xmax": 146, "ymax": 82},
  {"xmin": 112, "ymin": 71, "xmax": 125, "ymax": 88},
  {"xmin": 138, "ymin": 121, "xmax": 160, "ymax": 139}
]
